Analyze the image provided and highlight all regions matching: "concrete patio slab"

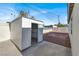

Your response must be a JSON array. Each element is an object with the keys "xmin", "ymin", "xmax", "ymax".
[
  {"xmin": 0, "ymin": 40, "xmax": 22, "ymax": 56},
  {"xmin": 22, "ymin": 41, "xmax": 72, "ymax": 56}
]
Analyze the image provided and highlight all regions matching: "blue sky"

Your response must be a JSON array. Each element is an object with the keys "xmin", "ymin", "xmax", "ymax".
[{"xmin": 0, "ymin": 3, "xmax": 67, "ymax": 25}]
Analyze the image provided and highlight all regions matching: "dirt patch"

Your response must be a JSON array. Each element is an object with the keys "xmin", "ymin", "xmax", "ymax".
[{"xmin": 44, "ymin": 32, "xmax": 71, "ymax": 48}]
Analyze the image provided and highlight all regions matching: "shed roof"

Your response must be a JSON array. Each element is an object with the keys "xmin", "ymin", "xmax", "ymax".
[{"xmin": 8, "ymin": 16, "xmax": 44, "ymax": 25}]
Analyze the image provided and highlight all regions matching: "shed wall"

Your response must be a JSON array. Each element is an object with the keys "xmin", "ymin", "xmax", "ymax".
[
  {"xmin": 10, "ymin": 17, "xmax": 22, "ymax": 50},
  {"xmin": 38, "ymin": 24, "xmax": 43, "ymax": 42},
  {"xmin": 22, "ymin": 17, "xmax": 31, "ymax": 50}
]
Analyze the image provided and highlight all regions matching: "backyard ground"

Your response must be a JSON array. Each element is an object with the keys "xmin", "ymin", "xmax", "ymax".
[
  {"xmin": 0, "ymin": 40, "xmax": 22, "ymax": 56},
  {"xmin": 22, "ymin": 41, "xmax": 72, "ymax": 56},
  {"xmin": 44, "ymin": 32, "xmax": 71, "ymax": 48},
  {"xmin": 0, "ymin": 40, "xmax": 72, "ymax": 56}
]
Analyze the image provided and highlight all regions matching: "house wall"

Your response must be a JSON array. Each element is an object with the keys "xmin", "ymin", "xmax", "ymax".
[
  {"xmin": 69, "ymin": 4, "xmax": 79, "ymax": 55},
  {"xmin": 10, "ymin": 17, "xmax": 22, "ymax": 50},
  {"xmin": 22, "ymin": 17, "xmax": 31, "ymax": 50},
  {"xmin": 0, "ymin": 23, "xmax": 10, "ymax": 42}
]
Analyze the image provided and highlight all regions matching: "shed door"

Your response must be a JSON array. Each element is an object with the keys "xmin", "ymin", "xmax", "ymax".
[{"xmin": 31, "ymin": 23, "xmax": 38, "ymax": 45}]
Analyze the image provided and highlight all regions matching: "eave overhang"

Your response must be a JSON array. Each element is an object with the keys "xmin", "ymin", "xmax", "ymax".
[{"xmin": 68, "ymin": 3, "xmax": 74, "ymax": 23}]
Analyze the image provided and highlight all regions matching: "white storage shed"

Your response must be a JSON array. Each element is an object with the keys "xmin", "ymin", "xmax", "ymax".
[{"xmin": 10, "ymin": 16, "xmax": 44, "ymax": 51}]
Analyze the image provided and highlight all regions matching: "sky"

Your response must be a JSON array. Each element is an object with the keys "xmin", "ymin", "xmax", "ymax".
[{"xmin": 0, "ymin": 3, "xmax": 67, "ymax": 25}]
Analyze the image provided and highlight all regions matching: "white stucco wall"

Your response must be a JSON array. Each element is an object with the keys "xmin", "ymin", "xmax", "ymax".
[
  {"xmin": 0, "ymin": 23, "xmax": 10, "ymax": 42},
  {"xmin": 69, "ymin": 4, "xmax": 79, "ymax": 55},
  {"xmin": 10, "ymin": 17, "xmax": 22, "ymax": 50}
]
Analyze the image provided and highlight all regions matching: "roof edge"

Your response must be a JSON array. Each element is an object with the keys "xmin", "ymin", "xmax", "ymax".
[{"xmin": 68, "ymin": 3, "xmax": 74, "ymax": 23}]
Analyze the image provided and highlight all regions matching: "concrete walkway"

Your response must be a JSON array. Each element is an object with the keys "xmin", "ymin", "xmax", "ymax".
[
  {"xmin": 0, "ymin": 40, "xmax": 72, "ymax": 56},
  {"xmin": 0, "ymin": 40, "xmax": 22, "ymax": 56},
  {"xmin": 22, "ymin": 41, "xmax": 72, "ymax": 56}
]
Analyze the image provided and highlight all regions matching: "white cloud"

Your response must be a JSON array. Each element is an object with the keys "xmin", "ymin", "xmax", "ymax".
[{"xmin": 41, "ymin": 10, "xmax": 47, "ymax": 14}]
